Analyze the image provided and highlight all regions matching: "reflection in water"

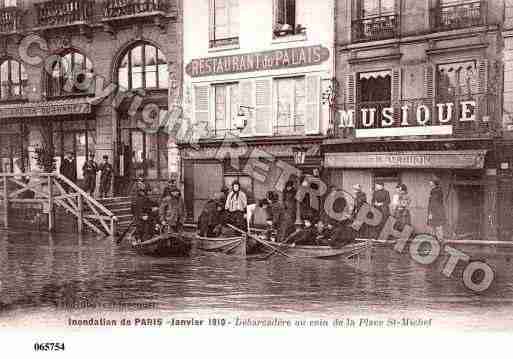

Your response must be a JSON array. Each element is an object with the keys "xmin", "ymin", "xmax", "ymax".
[{"xmin": 0, "ymin": 230, "xmax": 513, "ymax": 328}]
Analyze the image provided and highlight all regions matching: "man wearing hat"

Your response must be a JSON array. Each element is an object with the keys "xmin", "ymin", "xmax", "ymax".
[
  {"xmin": 98, "ymin": 155, "xmax": 113, "ymax": 198},
  {"xmin": 159, "ymin": 182, "xmax": 185, "ymax": 233},
  {"xmin": 161, "ymin": 177, "xmax": 178, "ymax": 200},
  {"xmin": 351, "ymin": 184, "xmax": 367, "ymax": 220},
  {"xmin": 82, "ymin": 152, "xmax": 98, "ymax": 196},
  {"xmin": 371, "ymin": 181, "xmax": 391, "ymax": 237}
]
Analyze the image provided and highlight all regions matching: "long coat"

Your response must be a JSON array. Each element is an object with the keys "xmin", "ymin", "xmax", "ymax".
[
  {"xmin": 428, "ymin": 186, "xmax": 446, "ymax": 227},
  {"xmin": 60, "ymin": 158, "xmax": 77, "ymax": 182},
  {"xmin": 198, "ymin": 199, "xmax": 223, "ymax": 237}
]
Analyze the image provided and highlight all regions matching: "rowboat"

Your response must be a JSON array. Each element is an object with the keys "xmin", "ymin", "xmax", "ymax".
[
  {"xmin": 257, "ymin": 239, "xmax": 371, "ymax": 259},
  {"xmin": 131, "ymin": 232, "xmax": 192, "ymax": 257},
  {"xmin": 195, "ymin": 234, "xmax": 261, "ymax": 256}
]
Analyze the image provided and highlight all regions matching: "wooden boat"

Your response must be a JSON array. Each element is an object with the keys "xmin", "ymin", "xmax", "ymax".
[
  {"xmin": 195, "ymin": 234, "xmax": 249, "ymax": 256},
  {"xmin": 257, "ymin": 239, "xmax": 371, "ymax": 259},
  {"xmin": 131, "ymin": 231, "xmax": 192, "ymax": 257}
]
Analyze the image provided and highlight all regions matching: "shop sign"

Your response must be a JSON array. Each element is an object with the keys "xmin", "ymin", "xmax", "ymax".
[
  {"xmin": 325, "ymin": 150, "xmax": 487, "ymax": 169},
  {"xmin": 0, "ymin": 102, "xmax": 91, "ymax": 119},
  {"xmin": 185, "ymin": 45, "xmax": 330, "ymax": 77},
  {"xmin": 338, "ymin": 100, "xmax": 480, "ymax": 138}
]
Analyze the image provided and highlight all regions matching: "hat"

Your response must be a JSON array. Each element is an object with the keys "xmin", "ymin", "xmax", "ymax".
[
  {"xmin": 352, "ymin": 184, "xmax": 361, "ymax": 191},
  {"xmin": 375, "ymin": 180, "xmax": 384, "ymax": 186},
  {"xmin": 103, "ymin": 155, "xmax": 109, "ymax": 160}
]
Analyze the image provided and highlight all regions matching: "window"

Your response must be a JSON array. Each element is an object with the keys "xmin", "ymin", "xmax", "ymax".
[
  {"xmin": 435, "ymin": 0, "xmax": 483, "ymax": 31},
  {"xmin": 275, "ymin": 77, "xmax": 306, "ymax": 135},
  {"xmin": 0, "ymin": 59, "xmax": 27, "ymax": 100},
  {"xmin": 47, "ymin": 51, "xmax": 94, "ymax": 98},
  {"xmin": 437, "ymin": 61, "xmax": 478, "ymax": 99},
  {"xmin": 361, "ymin": 0, "xmax": 395, "ymax": 18},
  {"xmin": 210, "ymin": 0, "xmax": 239, "ymax": 48},
  {"xmin": 213, "ymin": 83, "xmax": 239, "ymax": 137},
  {"xmin": 274, "ymin": 0, "xmax": 306, "ymax": 37},
  {"xmin": 117, "ymin": 43, "xmax": 168, "ymax": 90},
  {"xmin": 357, "ymin": 70, "xmax": 392, "ymax": 128}
]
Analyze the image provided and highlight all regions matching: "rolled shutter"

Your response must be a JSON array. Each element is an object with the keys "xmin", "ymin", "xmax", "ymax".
[
  {"xmin": 477, "ymin": 59, "xmax": 489, "ymax": 127},
  {"xmin": 305, "ymin": 74, "xmax": 320, "ymax": 134},
  {"xmin": 423, "ymin": 64, "xmax": 436, "ymax": 123},
  {"xmin": 255, "ymin": 79, "xmax": 273, "ymax": 135},
  {"xmin": 346, "ymin": 73, "xmax": 356, "ymax": 108},
  {"xmin": 239, "ymin": 80, "xmax": 255, "ymax": 136},
  {"xmin": 478, "ymin": 59, "xmax": 489, "ymax": 94}
]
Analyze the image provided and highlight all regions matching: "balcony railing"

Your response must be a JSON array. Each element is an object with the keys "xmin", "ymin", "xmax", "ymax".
[
  {"xmin": 352, "ymin": 14, "xmax": 399, "ymax": 42},
  {"xmin": 103, "ymin": 0, "xmax": 167, "ymax": 19},
  {"xmin": 0, "ymin": 7, "xmax": 23, "ymax": 34},
  {"xmin": 209, "ymin": 36, "xmax": 239, "ymax": 48},
  {"xmin": 431, "ymin": 1, "xmax": 485, "ymax": 32},
  {"xmin": 329, "ymin": 94, "xmax": 498, "ymax": 139},
  {"xmin": 35, "ymin": 0, "xmax": 93, "ymax": 28}
]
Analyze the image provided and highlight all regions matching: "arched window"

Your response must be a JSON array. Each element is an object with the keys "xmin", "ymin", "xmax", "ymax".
[
  {"xmin": 117, "ymin": 43, "xmax": 168, "ymax": 90},
  {"xmin": 47, "ymin": 51, "xmax": 94, "ymax": 98},
  {"xmin": 0, "ymin": 59, "xmax": 28, "ymax": 100}
]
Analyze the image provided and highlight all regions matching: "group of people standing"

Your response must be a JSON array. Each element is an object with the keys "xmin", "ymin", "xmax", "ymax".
[
  {"xmin": 351, "ymin": 179, "xmax": 446, "ymax": 240},
  {"xmin": 59, "ymin": 152, "xmax": 113, "ymax": 198}
]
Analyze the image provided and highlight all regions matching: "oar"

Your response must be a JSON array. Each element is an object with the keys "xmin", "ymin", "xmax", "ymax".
[
  {"xmin": 116, "ymin": 220, "xmax": 135, "ymax": 245},
  {"xmin": 226, "ymin": 224, "xmax": 293, "ymax": 259}
]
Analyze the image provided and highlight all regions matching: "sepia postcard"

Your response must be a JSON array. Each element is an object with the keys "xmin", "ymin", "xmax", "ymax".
[{"xmin": 0, "ymin": 0, "xmax": 512, "ymax": 357}]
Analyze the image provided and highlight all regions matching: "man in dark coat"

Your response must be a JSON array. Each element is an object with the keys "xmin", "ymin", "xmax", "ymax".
[
  {"xmin": 371, "ymin": 181, "xmax": 391, "ymax": 238},
  {"xmin": 82, "ymin": 153, "xmax": 98, "ymax": 196},
  {"xmin": 59, "ymin": 151, "xmax": 77, "ymax": 184},
  {"xmin": 131, "ymin": 181, "xmax": 157, "ymax": 242},
  {"xmin": 280, "ymin": 180, "xmax": 298, "ymax": 242},
  {"xmin": 98, "ymin": 155, "xmax": 113, "ymax": 198},
  {"xmin": 428, "ymin": 179, "xmax": 446, "ymax": 240},
  {"xmin": 198, "ymin": 192, "xmax": 224, "ymax": 237}
]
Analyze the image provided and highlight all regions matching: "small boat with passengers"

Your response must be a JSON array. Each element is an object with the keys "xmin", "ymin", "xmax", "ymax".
[{"xmin": 130, "ymin": 230, "xmax": 192, "ymax": 257}]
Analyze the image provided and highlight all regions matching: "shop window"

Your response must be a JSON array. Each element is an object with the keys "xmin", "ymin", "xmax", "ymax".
[
  {"xmin": 273, "ymin": 0, "xmax": 306, "ymax": 38},
  {"xmin": 210, "ymin": 0, "xmax": 239, "ymax": 48},
  {"xmin": 213, "ymin": 82, "xmax": 239, "ymax": 137},
  {"xmin": 357, "ymin": 70, "xmax": 392, "ymax": 129},
  {"xmin": 0, "ymin": 59, "xmax": 27, "ymax": 101},
  {"xmin": 117, "ymin": 43, "xmax": 168, "ymax": 91},
  {"xmin": 275, "ymin": 76, "xmax": 306, "ymax": 135},
  {"xmin": 47, "ymin": 51, "xmax": 95, "ymax": 98}
]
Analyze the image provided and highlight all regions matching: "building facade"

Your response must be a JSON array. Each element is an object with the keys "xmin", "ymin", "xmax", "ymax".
[
  {"xmin": 181, "ymin": 0, "xmax": 336, "ymax": 220},
  {"xmin": 0, "ymin": 0, "xmax": 182, "ymax": 195},
  {"xmin": 327, "ymin": 0, "xmax": 508, "ymax": 240}
]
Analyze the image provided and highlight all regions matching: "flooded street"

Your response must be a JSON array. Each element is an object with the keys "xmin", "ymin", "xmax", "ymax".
[{"xmin": 1, "ymin": 230, "xmax": 513, "ymax": 331}]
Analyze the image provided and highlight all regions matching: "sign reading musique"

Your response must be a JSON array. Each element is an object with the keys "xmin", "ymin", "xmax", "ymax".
[{"xmin": 338, "ymin": 100, "xmax": 481, "ymax": 138}]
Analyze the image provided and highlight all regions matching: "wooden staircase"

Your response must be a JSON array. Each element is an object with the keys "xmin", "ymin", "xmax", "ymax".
[{"xmin": 98, "ymin": 197, "xmax": 133, "ymax": 232}]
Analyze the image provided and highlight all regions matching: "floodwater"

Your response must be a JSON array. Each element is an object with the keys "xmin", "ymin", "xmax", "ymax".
[{"xmin": 1, "ymin": 229, "xmax": 513, "ymax": 331}]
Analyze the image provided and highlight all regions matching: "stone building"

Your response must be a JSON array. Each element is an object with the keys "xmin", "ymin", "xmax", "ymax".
[
  {"xmin": 180, "ymin": 0, "xmax": 336, "ymax": 220},
  {"xmin": 0, "ymin": 0, "xmax": 182, "ymax": 195},
  {"xmin": 326, "ymin": 0, "xmax": 508, "ymax": 240}
]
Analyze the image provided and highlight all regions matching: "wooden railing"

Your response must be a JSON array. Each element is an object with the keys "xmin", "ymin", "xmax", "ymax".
[
  {"xmin": 103, "ymin": 0, "xmax": 167, "ymax": 19},
  {"xmin": 35, "ymin": 0, "xmax": 93, "ymax": 28},
  {"xmin": 0, "ymin": 6, "xmax": 23, "ymax": 34},
  {"xmin": 0, "ymin": 172, "xmax": 117, "ymax": 236}
]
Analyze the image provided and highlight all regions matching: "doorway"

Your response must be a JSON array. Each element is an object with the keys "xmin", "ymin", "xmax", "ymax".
[{"xmin": 454, "ymin": 184, "xmax": 483, "ymax": 239}]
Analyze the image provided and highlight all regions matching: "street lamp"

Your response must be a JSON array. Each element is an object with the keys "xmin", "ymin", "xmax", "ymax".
[{"xmin": 292, "ymin": 146, "xmax": 308, "ymax": 228}]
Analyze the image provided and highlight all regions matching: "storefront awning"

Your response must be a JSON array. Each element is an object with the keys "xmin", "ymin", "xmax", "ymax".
[
  {"xmin": 0, "ymin": 97, "xmax": 97, "ymax": 119},
  {"xmin": 324, "ymin": 150, "xmax": 488, "ymax": 169}
]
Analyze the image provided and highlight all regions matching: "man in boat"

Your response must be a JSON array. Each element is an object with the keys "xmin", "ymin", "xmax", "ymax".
[
  {"xmin": 286, "ymin": 217, "xmax": 318, "ymax": 246},
  {"xmin": 279, "ymin": 180, "xmax": 298, "ymax": 242},
  {"xmin": 198, "ymin": 192, "xmax": 224, "ymax": 237},
  {"xmin": 159, "ymin": 184, "xmax": 185, "ymax": 233},
  {"xmin": 131, "ymin": 180, "xmax": 157, "ymax": 242}
]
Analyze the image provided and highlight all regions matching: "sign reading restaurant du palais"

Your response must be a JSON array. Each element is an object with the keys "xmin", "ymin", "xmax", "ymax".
[{"xmin": 186, "ymin": 45, "xmax": 330, "ymax": 77}]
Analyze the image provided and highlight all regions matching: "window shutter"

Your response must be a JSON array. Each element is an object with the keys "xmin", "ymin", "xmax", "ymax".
[
  {"xmin": 286, "ymin": 0, "xmax": 296, "ymax": 26},
  {"xmin": 392, "ymin": 67, "xmax": 402, "ymax": 121},
  {"xmin": 209, "ymin": 0, "xmax": 214, "ymax": 42},
  {"xmin": 239, "ymin": 80, "xmax": 255, "ymax": 136},
  {"xmin": 346, "ymin": 73, "xmax": 356, "ymax": 108},
  {"xmin": 478, "ymin": 59, "xmax": 489, "ymax": 94},
  {"xmin": 424, "ymin": 64, "xmax": 435, "ymax": 99},
  {"xmin": 275, "ymin": 0, "xmax": 285, "ymax": 25},
  {"xmin": 255, "ymin": 79, "xmax": 273, "ymax": 135},
  {"xmin": 194, "ymin": 85, "xmax": 210, "ymax": 126},
  {"xmin": 305, "ymin": 74, "xmax": 320, "ymax": 134}
]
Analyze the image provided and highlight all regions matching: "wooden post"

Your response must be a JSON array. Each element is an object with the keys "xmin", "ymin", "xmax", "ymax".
[
  {"xmin": 3, "ymin": 175, "xmax": 8, "ymax": 228},
  {"xmin": 48, "ymin": 175, "xmax": 54, "ymax": 231},
  {"xmin": 77, "ymin": 194, "xmax": 83, "ymax": 233}
]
